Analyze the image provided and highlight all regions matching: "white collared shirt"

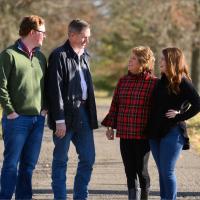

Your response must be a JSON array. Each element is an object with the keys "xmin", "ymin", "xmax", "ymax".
[
  {"xmin": 78, "ymin": 56, "xmax": 88, "ymax": 100},
  {"xmin": 56, "ymin": 55, "xmax": 88, "ymax": 124}
]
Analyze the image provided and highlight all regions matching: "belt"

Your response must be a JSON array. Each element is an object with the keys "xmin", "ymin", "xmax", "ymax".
[{"xmin": 81, "ymin": 100, "xmax": 86, "ymax": 105}]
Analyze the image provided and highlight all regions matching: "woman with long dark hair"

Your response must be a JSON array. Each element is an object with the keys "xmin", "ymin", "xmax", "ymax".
[{"xmin": 145, "ymin": 47, "xmax": 200, "ymax": 200}]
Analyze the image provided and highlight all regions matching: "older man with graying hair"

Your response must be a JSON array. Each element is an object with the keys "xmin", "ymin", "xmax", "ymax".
[{"xmin": 47, "ymin": 19, "xmax": 98, "ymax": 200}]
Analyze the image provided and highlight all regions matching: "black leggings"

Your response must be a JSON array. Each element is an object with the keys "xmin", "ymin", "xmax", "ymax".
[{"xmin": 120, "ymin": 139, "xmax": 150, "ymax": 190}]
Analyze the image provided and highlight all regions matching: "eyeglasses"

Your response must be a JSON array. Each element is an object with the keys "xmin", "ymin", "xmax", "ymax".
[{"xmin": 34, "ymin": 29, "xmax": 46, "ymax": 36}]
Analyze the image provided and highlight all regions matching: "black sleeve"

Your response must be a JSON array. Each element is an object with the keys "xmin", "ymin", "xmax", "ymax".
[
  {"xmin": 143, "ymin": 79, "xmax": 159, "ymax": 135},
  {"xmin": 175, "ymin": 79, "xmax": 200, "ymax": 122},
  {"xmin": 46, "ymin": 50, "xmax": 66, "ymax": 121}
]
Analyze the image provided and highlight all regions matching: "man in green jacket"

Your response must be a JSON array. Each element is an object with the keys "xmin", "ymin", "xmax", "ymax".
[{"xmin": 0, "ymin": 15, "xmax": 47, "ymax": 200}]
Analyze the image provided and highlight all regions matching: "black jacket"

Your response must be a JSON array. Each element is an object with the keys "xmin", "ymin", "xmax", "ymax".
[
  {"xmin": 46, "ymin": 40, "xmax": 98, "ymax": 131},
  {"xmin": 145, "ymin": 74, "xmax": 200, "ymax": 149}
]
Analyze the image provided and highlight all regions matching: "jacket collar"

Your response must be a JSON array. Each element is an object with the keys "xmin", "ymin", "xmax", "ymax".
[
  {"xmin": 128, "ymin": 71, "xmax": 146, "ymax": 79},
  {"xmin": 63, "ymin": 40, "xmax": 89, "ymax": 60}
]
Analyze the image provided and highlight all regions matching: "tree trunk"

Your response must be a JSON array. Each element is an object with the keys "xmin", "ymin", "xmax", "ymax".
[
  {"xmin": 191, "ymin": 45, "xmax": 200, "ymax": 93},
  {"xmin": 190, "ymin": 0, "xmax": 200, "ymax": 93}
]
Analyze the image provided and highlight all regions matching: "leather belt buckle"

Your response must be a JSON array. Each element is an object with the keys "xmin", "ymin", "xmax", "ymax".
[{"xmin": 81, "ymin": 100, "xmax": 86, "ymax": 105}]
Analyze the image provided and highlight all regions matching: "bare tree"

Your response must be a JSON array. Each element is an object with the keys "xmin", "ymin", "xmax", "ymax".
[
  {"xmin": 191, "ymin": 0, "xmax": 200, "ymax": 91},
  {"xmin": 0, "ymin": 0, "xmax": 102, "ymax": 55},
  {"xmin": 0, "ymin": 0, "xmax": 200, "ymax": 92}
]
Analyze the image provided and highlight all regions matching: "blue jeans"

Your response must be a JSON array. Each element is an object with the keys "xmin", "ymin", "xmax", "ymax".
[
  {"xmin": 0, "ymin": 115, "xmax": 45, "ymax": 200},
  {"xmin": 52, "ymin": 106, "xmax": 95, "ymax": 200},
  {"xmin": 149, "ymin": 125, "xmax": 184, "ymax": 200}
]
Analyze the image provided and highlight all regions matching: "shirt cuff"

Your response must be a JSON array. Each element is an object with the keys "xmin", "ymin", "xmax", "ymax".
[{"xmin": 56, "ymin": 120, "xmax": 65, "ymax": 123}]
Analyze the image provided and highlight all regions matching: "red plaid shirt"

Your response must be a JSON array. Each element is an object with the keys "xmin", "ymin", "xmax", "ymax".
[{"xmin": 101, "ymin": 71, "xmax": 157, "ymax": 139}]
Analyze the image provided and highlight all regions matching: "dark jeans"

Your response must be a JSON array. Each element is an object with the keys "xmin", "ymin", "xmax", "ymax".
[
  {"xmin": 0, "ymin": 115, "xmax": 45, "ymax": 200},
  {"xmin": 120, "ymin": 139, "xmax": 150, "ymax": 190}
]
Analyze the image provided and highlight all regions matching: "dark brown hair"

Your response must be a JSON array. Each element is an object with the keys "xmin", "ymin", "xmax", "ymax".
[
  {"xmin": 162, "ymin": 47, "xmax": 191, "ymax": 94},
  {"xmin": 19, "ymin": 15, "xmax": 45, "ymax": 37}
]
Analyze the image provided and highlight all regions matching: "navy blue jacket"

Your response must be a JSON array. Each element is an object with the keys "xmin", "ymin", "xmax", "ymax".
[{"xmin": 46, "ymin": 40, "xmax": 98, "ymax": 131}]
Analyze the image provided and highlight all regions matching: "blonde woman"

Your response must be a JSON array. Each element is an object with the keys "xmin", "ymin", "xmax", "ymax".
[{"xmin": 102, "ymin": 46, "xmax": 157, "ymax": 200}]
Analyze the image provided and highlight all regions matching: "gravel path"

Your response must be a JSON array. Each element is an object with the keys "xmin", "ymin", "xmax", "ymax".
[{"xmin": 0, "ymin": 103, "xmax": 200, "ymax": 200}]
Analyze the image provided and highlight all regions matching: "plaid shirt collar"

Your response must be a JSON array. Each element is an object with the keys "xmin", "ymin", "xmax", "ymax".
[
  {"xmin": 17, "ymin": 39, "xmax": 37, "ymax": 59},
  {"xmin": 128, "ymin": 70, "xmax": 143, "ymax": 78}
]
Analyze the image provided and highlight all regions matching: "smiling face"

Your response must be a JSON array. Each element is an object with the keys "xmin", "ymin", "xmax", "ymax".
[
  {"xmin": 32, "ymin": 24, "xmax": 46, "ymax": 47},
  {"xmin": 128, "ymin": 46, "xmax": 155, "ymax": 74},
  {"xmin": 160, "ymin": 53, "xmax": 167, "ymax": 74},
  {"xmin": 128, "ymin": 53, "xmax": 141, "ymax": 74},
  {"xmin": 19, "ymin": 15, "xmax": 46, "ymax": 48},
  {"xmin": 70, "ymin": 27, "xmax": 91, "ymax": 51}
]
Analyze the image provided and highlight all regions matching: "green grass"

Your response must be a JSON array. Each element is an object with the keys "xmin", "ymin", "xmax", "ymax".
[
  {"xmin": 95, "ymin": 90, "xmax": 112, "ymax": 105},
  {"xmin": 187, "ymin": 113, "xmax": 200, "ymax": 153}
]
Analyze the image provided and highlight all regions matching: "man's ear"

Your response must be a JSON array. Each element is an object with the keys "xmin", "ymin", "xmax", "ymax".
[
  {"xmin": 29, "ymin": 29, "xmax": 35, "ymax": 36},
  {"xmin": 70, "ymin": 32, "xmax": 78, "ymax": 38}
]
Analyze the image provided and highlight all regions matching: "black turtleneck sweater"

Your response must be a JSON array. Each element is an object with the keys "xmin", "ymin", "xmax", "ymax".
[{"xmin": 145, "ymin": 74, "xmax": 200, "ymax": 139}]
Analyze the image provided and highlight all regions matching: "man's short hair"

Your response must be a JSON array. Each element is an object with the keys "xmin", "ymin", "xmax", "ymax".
[
  {"xmin": 68, "ymin": 19, "xmax": 90, "ymax": 35},
  {"xmin": 19, "ymin": 15, "xmax": 45, "ymax": 37}
]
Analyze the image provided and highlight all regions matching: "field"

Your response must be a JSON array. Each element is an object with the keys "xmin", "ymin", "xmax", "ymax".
[{"xmin": 187, "ymin": 114, "xmax": 200, "ymax": 153}]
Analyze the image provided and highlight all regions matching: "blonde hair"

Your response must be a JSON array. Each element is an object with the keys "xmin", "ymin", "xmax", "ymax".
[{"xmin": 132, "ymin": 46, "xmax": 155, "ymax": 73}]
